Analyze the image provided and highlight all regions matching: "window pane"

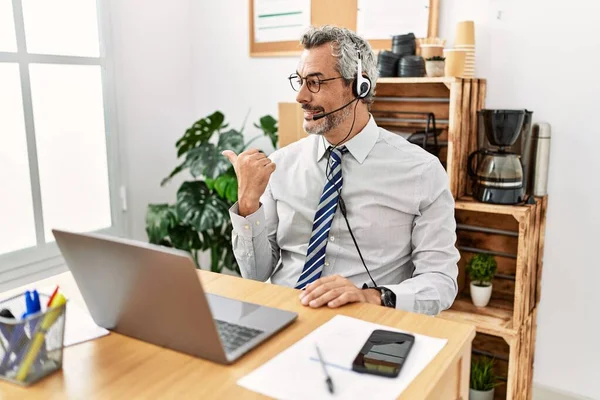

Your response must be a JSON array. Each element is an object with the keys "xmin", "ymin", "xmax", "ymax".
[
  {"xmin": 0, "ymin": 63, "xmax": 37, "ymax": 255},
  {"xmin": 29, "ymin": 64, "xmax": 111, "ymax": 242},
  {"xmin": 22, "ymin": 0, "xmax": 100, "ymax": 57},
  {"xmin": 0, "ymin": 0, "xmax": 17, "ymax": 52}
]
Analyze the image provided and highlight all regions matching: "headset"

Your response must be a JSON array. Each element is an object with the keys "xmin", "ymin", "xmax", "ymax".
[
  {"xmin": 320, "ymin": 37, "xmax": 378, "ymax": 288},
  {"xmin": 353, "ymin": 43, "xmax": 372, "ymax": 100}
]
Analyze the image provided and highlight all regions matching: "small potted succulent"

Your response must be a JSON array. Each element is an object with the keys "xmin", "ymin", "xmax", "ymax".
[
  {"xmin": 466, "ymin": 254, "xmax": 497, "ymax": 307},
  {"xmin": 470, "ymin": 356, "xmax": 501, "ymax": 400},
  {"xmin": 425, "ymin": 56, "xmax": 445, "ymax": 77}
]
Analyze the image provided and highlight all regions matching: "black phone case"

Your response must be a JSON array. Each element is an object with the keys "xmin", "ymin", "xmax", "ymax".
[{"xmin": 351, "ymin": 329, "xmax": 415, "ymax": 378}]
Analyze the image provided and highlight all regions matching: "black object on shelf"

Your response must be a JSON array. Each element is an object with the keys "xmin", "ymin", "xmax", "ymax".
[
  {"xmin": 377, "ymin": 51, "xmax": 402, "ymax": 78},
  {"xmin": 405, "ymin": 112, "xmax": 441, "ymax": 157},
  {"xmin": 392, "ymin": 33, "xmax": 416, "ymax": 56},
  {"xmin": 398, "ymin": 56, "xmax": 425, "ymax": 77},
  {"xmin": 372, "ymin": 109, "xmax": 442, "ymax": 157}
]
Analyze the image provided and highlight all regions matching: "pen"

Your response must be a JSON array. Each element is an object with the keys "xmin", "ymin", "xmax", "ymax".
[
  {"xmin": 47, "ymin": 286, "xmax": 60, "ymax": 307},
  {"xmin": 315, "ymin": 344, "xmax": 335, "ymax": 394}
]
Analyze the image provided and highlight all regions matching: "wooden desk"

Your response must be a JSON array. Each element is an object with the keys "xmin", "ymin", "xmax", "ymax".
[{"xmin": 0, "ymin": 271, "xmax": 475, "ymax": 399}]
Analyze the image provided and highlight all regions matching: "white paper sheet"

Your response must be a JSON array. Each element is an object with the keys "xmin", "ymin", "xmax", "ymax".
[
  {"xmin": 61, "ymin": 301, "xmax": 109, "ymax": 347},
  {"xmin": 357, "ymin": 0, "xmax": 430, "ymax": 40},
  {"xmin": 40, "ymin": 287, "xmax": 109, "ymax": 347},
  {"xmin": 254, "ymin": 0, "xmax": 311, "ymax": 43},
  {"xmin": 237, "ymin": 315, "xmax": 447, "ymax": 400}
]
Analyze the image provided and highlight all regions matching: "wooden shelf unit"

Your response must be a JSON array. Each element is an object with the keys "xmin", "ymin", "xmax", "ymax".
[
  {"xmin": 371, "ymin": 77, "xmax": 486, "ymax": 199},
  {"xmin": 441, "ymin": 197, "xmax": 548, "ymax": 332},
  {"xmin": 439, "ymin": 196, "xmax": 547, "ymax": 400},
  {"xmin": 468, "ymin": 309, "xmax": 538, "ymax": 400}
]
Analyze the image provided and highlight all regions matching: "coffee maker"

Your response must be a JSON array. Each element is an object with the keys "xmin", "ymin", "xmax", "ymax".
[{"xmin": 468, "ymin": 109, "xmax": 533, "ymax": 204}]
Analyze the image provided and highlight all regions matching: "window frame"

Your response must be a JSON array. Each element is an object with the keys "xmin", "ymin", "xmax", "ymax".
[{"xmin": 0, "ymin": 0, "xmax": 126, "ymax": 288}]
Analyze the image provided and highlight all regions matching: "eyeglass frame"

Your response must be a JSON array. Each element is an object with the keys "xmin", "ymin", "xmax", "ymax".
[{"xmin": 287, "ymin": 73, "xmax": 346, "ymax": 94}]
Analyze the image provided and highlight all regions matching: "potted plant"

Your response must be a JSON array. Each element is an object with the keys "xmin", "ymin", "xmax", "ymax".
[
  {"xmin": 466, "ymin": 253, "xmax": 497, "ymax": 307},
  {"xmin": 145, "ymin": 111, "xmax": 278, "ymax": 274},
  {"xmin": 425, "ymin": 56, "xmax": 445, "ymax": 77},
  {"xmin": 470, "ymin": 356, "xmax": 501, "ymax": 400}
]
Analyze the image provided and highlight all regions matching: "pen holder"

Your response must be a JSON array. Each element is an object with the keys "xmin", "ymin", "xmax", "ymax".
[{"xmin": 0, "ymin": 293, "xmax": 66, "ymax": 386}]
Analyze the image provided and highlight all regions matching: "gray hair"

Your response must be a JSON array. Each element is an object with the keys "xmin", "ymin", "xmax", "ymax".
[{"xmin": 300, "ymin": 25, "xmax": 378, "ymax": 105}]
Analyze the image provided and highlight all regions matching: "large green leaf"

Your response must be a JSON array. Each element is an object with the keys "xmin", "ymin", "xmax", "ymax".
[
  {"xmin": 213, "ymin": 174, "xmax": 238, "ymax": 204},
  {"xmin": 254, "ymin": 115, "xmax": 278, "ymax": 149},
  {"xmin": 146, "ymin": 204, "xmax": 178, "ymax": 244},
  {"xmin": 168, "ymin": 224, "xmax": 203, "ymax": 252},
  {"xmin": 176, "ymin": 181, "xmax": 230, "ymax": 231},
  {"xmin": 185, "ymin": 129, "xmax": 244, "ymax": 179},
  {"xmin": 217, "ymin": 129, "xmax": 244, "ymax": 154},
  {"xmin": 175, "ymin": 111, "xmax": 227, "ymax": 158}
]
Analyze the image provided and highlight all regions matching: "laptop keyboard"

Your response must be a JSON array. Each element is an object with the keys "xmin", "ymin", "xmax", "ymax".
[{"xmin": 215, "ymin": 319, "xmax": 264, "ymax": 354}]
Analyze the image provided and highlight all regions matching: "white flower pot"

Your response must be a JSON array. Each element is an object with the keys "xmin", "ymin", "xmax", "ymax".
[
  {"xmin": 425, "ymin": 60, "xmax": 445, "ymax": 77},
  {"xmin": 469, "ymin": 388, "xmax": 494, "ymax": 400},
  {"xmin": 470, "ymin": 281, "xmax": 492, "ymax": 307}
]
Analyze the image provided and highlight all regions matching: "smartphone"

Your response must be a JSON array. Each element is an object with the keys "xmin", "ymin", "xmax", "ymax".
[{"xmin": 351, "ymin": 329, "xmax": 415, "ymax": 378}]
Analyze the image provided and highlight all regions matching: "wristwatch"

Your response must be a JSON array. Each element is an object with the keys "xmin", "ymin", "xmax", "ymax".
[{"xmin": 374, "ymin": 286, "xmax": 396, "ymax": 308}]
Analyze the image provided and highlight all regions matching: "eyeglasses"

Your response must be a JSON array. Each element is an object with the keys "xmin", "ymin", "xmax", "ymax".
[{"xmin": 288, "ymin": 73, "xmax": 345, "ymax": 93}]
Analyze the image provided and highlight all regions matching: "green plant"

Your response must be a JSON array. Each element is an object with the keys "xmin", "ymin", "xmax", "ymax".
[
  {"xmin": 145, "ymin": 111, "xmax": 278, "ymax": 273},
  {"xmin": 426, "ymin": 56, "xmax": 445, "ymax": 61},
  {"xmin": 470, "ymin": 356, "xmax": 502, "ymax": 391},
  {"xmin": 466, "ymin": 253, "xmax": 497, "ymax": 286}
]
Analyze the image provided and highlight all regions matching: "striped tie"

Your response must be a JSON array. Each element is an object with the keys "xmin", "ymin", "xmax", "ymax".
[{"xmin": 295, "ymin": 146, "xmax": 348, "ymax": 289}]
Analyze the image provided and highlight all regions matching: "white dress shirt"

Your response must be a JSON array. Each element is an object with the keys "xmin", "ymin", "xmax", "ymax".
[{"xmin": 229, "ymin": 116, "xmax": 459, "ymax": 315}]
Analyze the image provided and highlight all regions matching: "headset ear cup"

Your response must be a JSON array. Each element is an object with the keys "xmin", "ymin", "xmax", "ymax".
[
  {"xmin": 359, "ymin": 76, "xmax": 371, "ymax": 99},
  {"xmin": 353, "ymin": 76, "xmax": 371, "ymax": 99}
]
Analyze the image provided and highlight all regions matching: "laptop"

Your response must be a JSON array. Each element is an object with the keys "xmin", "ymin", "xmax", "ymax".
[{"xmin": 52, "ymin": 229, "xmax": 298, "ymax": 364}]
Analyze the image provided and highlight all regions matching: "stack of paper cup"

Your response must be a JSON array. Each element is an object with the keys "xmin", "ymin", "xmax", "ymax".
[
  {"xmin": 443, "ymin": 49, "xmax": 467, "ymax": 77},
  {"xmin": 454, "ymin": 21, "xmax": 475, "ymax": 77}
]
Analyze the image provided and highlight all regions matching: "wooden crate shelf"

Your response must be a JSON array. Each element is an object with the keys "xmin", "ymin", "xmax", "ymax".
[
  {"xmin": 440, "ymin": 196, "xmax": 547, "ymax": 332},
  {"xmin": 372, "ymin": 77, "xmax": 486, "ymax": 199},
  {"xmin": 469, "ymin": 309, "xmax": 538, "ymax": 400},
  {"xmin": 439, "ymin": 196, "xmax": 547, "ymax": 400},
  {"xmin": 441, "ymin": 294, "xmax": 515, "ymax": 339}
]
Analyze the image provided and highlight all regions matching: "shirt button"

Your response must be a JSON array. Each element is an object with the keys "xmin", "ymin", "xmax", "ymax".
[
  {"xmin": 255, "ymin": 221, "xmax": 260, "ymax": 226},
  {"xmin": 247, "ymin": 252, "xmax": 252, "ymax": 257},
  {"xmin": 243, "ymin": 224, "xmax": 250, "ymax": 230},
  {"xmin": 324, "ymin": 261, "xmax": 330, "ymax": 267},
  {"xmin": 330, "ymin": 236, "xmax": 335, "ymax": 242}
]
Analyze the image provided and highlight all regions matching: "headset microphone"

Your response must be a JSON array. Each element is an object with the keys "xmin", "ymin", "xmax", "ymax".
[{"xmin": 311, "ymin": 97, "xmax": 359, "ymax": 121}]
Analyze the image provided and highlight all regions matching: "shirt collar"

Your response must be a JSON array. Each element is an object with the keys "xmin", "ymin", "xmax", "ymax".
[{"xmin": 316, "ymin": 115, "xmax": 379, "ymax": 164}]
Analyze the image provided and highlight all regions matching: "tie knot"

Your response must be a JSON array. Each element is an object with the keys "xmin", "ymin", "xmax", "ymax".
[{"xmin": 328, "ymin": 146, "xmax": 348, "ymax": 159}]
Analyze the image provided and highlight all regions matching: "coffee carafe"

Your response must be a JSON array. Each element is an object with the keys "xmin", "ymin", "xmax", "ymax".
[{"xmin": 468, "ymin": 109, "xmax": 532, "ymax": 204}]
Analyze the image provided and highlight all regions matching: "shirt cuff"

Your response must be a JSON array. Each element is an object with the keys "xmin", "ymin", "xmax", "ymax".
[
  {"xmin": 386, "ymin": 282, "xmax": 417, "ymax": 313},
  {"xmin": 229, "ymin": 202, "xmax": 266, "ymax": 240}
]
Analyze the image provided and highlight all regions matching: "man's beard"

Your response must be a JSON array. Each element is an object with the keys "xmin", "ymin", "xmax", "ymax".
[{"xmin": 303, "ymin": 100, "xmax": 353, "ymax": 136}]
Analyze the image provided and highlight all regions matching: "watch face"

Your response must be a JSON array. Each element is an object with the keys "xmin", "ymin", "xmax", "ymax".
[{"xmin": 381, "ymin": 289, "xmax": 395, "ymax": 308}]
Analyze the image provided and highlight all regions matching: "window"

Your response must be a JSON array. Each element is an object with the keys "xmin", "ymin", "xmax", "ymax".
[{"xmin": 0, "ymin": 0, "xmax": 123, "ymax": 285}]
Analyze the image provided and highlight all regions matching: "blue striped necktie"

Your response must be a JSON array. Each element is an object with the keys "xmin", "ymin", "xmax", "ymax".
[{"xmin": 295, "ymin": 146, "xmax": 348, "ymax": 289}]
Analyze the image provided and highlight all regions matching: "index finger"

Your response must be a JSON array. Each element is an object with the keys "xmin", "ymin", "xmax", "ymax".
[{"xmin": 304, "ymin": 275, "xmax": 338, "ymax": 294}]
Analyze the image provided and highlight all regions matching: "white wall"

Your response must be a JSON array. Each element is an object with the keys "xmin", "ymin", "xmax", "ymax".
[
  {"xmin": 190, "ymin": 2, "xmax": 298, "ymax": 150},
  {"xmin": 108, "ymin": 0, "xmax": 196, "ymax": 240},
  {"xmin": 110, "ymin": 1, "xmax": 600, "ymax": 398}
]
